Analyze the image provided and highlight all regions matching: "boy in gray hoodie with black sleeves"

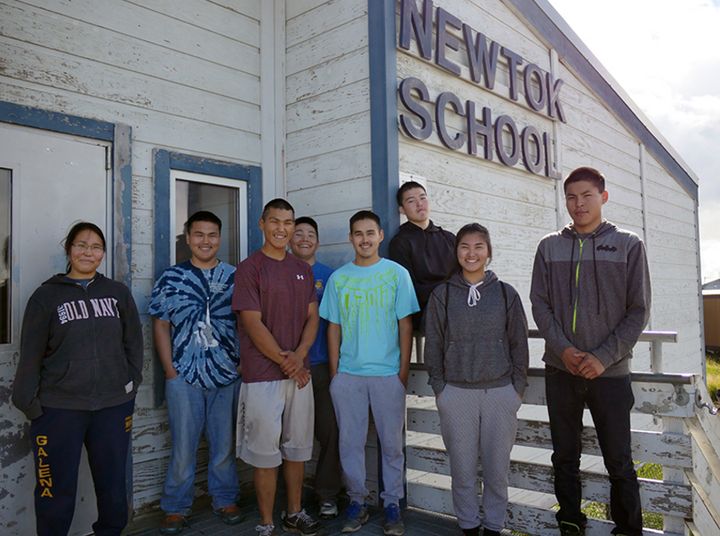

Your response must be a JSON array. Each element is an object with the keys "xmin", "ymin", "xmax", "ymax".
[{"xmin": 530, "ymin": 167, "xmax": 651, "ymax": 536}]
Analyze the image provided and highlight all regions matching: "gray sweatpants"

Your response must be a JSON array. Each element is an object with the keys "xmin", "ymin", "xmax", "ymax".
[
  {"xmin": 329, "ymin": 372, "xmax": 406, "ymax": 506},
  {"xmin": 436, "ymin": 383, "xmax": 520, "ymax": 531}
]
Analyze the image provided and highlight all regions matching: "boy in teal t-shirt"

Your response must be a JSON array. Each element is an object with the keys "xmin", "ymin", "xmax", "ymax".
[{"xmin": 319, "ymin": 210, "xmax": 419, "ymax": 536}]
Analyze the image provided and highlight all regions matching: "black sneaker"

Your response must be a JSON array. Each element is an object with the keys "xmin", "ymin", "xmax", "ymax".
[
  {"xmin": 559, "ymin": 521, "xmax": 586, "ymax": 536},
  {"xmin": 282, "ymin": 509, "xmax": 321, "ymax": 535}
]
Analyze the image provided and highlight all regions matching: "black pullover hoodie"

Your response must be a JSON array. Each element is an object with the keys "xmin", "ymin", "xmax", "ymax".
[{"xmin": 12, "ymin": 273, "xmax": 143, "ymax": 420}]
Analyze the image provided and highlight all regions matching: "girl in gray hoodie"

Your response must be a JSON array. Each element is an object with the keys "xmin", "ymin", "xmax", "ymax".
[{"xmin": 424, "ymin": 223, "xmax": 529, "ymax": 536}]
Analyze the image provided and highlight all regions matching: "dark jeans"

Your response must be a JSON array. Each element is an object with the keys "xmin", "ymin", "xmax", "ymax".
[
  {"xmin": 30, "ymin": 399, "xmax": 135, "ymax": 536},
  {"xmin": 311, "ymin": 363, "xmax": 342, "ymax": 500},
  {"xmin": 545, "ymin": 366, "xmax": 642, "ymax": 536}
]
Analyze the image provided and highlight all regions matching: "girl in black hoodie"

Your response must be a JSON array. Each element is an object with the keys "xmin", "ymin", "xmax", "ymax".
[{"xmin": 12, "ymin": 222, "xmax": 143, "ymax": 536}]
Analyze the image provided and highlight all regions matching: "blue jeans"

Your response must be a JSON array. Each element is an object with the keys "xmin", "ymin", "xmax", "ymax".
[
  {"xmin": 545, "ymin": 366, "xmax": 642, "ymax": 536},
  {"xmin": 161, "ymin": 376, "xmax": 240, "ymax": 514}
]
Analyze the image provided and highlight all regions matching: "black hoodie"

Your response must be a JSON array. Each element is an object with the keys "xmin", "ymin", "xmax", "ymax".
[
  {"xmin": 389, "ymin": 220, "xmax": 455, "ymax": 328},
  {"xmin": 12, "ymin": 273, "xmax": 143, "ymax": 419}
]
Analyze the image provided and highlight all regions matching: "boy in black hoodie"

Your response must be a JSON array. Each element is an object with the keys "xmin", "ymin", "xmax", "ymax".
[
  {"xmin": 530, "ymin": 167, "xmax": 651, "ymax": 536},
  {"xmin": 389, "ymin": 181, "xmax": 455, "ymax": 331}
]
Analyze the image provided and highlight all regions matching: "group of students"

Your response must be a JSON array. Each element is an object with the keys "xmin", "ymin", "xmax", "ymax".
[{"xmin": 11, "ymin": 165, "xmax": 650, "ymax": 536}]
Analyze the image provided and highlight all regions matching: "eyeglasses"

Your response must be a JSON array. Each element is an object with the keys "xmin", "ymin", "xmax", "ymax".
[{"xmin": 72, "ymin": 242, "xmax": 104, "ymax": 254}]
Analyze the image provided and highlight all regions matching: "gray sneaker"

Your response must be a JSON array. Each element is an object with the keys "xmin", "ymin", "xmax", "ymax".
[
  {"xmin": 383, "ymin": 504, "xmax": 405, "ymax": 536},
  {"xmin": 255, "ymin": 524, "xmax": 276, "ymax": 536},
  {"xmin": 342, "ymin": 501, "xmax": 370, "ymax": 533},
  {"xmin": 319, "ymin": 499, "xmax": 339, "ymax": 519}
]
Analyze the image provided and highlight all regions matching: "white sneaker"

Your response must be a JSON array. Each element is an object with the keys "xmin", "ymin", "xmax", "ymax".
[
  {"xmin": 255, "ymin": 523, "xmax": 276, "ymax": 536},
  {"xmin": 319, "ymin": 499, "xmax": 338, "ymax": 519}
]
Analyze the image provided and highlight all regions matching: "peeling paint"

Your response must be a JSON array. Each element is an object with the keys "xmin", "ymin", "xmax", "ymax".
[{"xmin": 0, "ymin": 424, "xmax": 30, "ymax": 466}]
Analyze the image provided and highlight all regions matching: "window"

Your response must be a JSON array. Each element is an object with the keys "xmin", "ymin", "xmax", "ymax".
[
  {"xmin": 171, "ymin": 171, "xmax": 248, "ymax": 266},
  {"xmin": 0, "ymin": 168, "xmax": 10, "ymax": 344}
]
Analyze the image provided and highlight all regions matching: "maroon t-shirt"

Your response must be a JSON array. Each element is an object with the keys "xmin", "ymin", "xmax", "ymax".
[{"xmin": 232, "ymin": 250, "xmax": 316, "ymax": 383}]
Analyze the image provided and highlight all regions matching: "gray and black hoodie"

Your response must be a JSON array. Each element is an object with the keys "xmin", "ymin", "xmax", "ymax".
[
  {"xmin": 12, "ymin": 273, "xmax": 144, "ymax": 420},
  {"xmin": 424, "ymin": 270, "xmax": 529, "ymax": 397},
  {"xmin": 530, "ymin": 220, "xmax": 651, "ymax": 376}
]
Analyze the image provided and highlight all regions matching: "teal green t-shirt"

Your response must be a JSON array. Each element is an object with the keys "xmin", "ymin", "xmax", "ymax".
[{"xmin": 319, "ymin": 258, "xmax": 419, "ymax": 376}]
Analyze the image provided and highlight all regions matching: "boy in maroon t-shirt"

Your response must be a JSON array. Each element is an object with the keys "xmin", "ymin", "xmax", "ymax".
[{"xmin": 233, "ymin": 199, "xmax": 320, "ymax": 536}]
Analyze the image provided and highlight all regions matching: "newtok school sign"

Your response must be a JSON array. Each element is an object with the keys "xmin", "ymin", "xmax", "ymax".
[{"xmin": 397, "ymin": 0, "xmax": 566, "ymax": 179}]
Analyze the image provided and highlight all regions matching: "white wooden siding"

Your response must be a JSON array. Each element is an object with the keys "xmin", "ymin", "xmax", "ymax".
[
  {"xmin": 397, "ymin": 0, "xmax": 560, "ymax": 367},
  {"xmin": 397, "ymin": 0, "xmax": 701, "ymax": 372},
  {"xmin": 0, "ymin": 0, "xmax": 262, "ymax": 516},
  {"xmin": 285, "ymin": 0, "xmax": 371, "ymax": 268}
]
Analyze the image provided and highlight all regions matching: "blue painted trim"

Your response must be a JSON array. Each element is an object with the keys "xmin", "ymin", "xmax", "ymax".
[
  {"xmin": 115, "ymin": 124, "xmax": 133, "ymax": 287},
  {"xmin": 369, "ymin": 0, "xmax": 400, "ymax": 253},
  {"xmin": 153, "ymin": 150, "xmax": 172, "ymax": 282},
  {"xmin": 152, "ymin": 149, "xmax": 263, "ymax": 280},
  {"xmin": 0, "ymin": 101, "xmax": 115, "ymax": 141},
  {"xmin": 505, "ymin": 0, "xmax": 698, "ymax": 200},
  {"xmin": 368, "ymin": 0, "xmax": 407, "ymax": 508},
  {"xmin": 0, "ymin": 101, "xmax": 133, "ymax": 284}
]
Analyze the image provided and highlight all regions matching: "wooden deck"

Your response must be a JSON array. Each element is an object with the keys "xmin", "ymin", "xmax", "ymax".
[{"xmin": 126, "ymin": 500, "xmax": 460, "ymax": 536}]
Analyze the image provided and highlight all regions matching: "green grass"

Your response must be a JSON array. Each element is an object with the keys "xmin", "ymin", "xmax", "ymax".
[
  {"xmin": 706, "ymin": 354, "xmax": 720, "ymax": 403},
  {"xmin": 564, "ymin": 463, "xmax": 664, "ymax": 530}
]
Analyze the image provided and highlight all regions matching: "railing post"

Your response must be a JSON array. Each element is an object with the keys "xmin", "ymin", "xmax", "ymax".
[
  {"xmin": 650, "ymin": 338, "xmax": 687, "ymax": 533},
  {"xmin": 651, "ymin": 338, "xmax": 663, "ymax": 373},
  {"xmin": 414, "ymin": 334, "xmax": 424, "ymax": 364}
]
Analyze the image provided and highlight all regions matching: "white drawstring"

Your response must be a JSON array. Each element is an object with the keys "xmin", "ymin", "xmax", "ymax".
[{"xmin": 467, "ymin": 281, "xmax": 483, "ymax": 307}]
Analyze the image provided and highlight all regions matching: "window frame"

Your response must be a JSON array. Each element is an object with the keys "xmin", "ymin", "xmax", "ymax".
[
  {"xmin": 152, "ymin": 149, "xmax": 262, "ymax": 281},
  {"xmin": 170, "ymin": 170, "xmax": 248, "ymax": 266}
]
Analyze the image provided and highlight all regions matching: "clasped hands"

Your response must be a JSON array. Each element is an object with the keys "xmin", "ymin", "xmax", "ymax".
[
  {"xmin": 280, "ymin": 349, "xmax": 310, "ymax": 388},
  {"xmin": 561, "ymin": 347, "xmax": 605, "ymax": 380}
]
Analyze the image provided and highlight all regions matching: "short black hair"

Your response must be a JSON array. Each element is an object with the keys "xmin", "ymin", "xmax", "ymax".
[
  {"xmin": 396, "ymin": 180, "xmax": 426, "ymax": 206},
  {"xmin": 295, "ymin": 216, "xmax": 319, "ymax": 236},
  {"xmin": 349, "ymin": 210, "xmax": 381, "ymax": 232},
  {"xmin": 564, "ymin": 166, "xmax": 605, "ymax": 193},
  {"xmin": 261, "ymin": 198, "xmax": 295, "ymax": 220},
  {"xmin": 184, "ymin": 210, "xmax": 222, "ymax": 235}
]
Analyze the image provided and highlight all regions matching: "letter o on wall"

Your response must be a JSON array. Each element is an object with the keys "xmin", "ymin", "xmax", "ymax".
[
  {"xmin": 523, "ymin": 63, "xmax": 547, "ymax": 112},
  {"xmin": 521, "ymin": 125, "xmax": 545, "ymax": 174},
  {"xmin": 495, "ymin": 115, "xmax": 520, "ymax": 167}
]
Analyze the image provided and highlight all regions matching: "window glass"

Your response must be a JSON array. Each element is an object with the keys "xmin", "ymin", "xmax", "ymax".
[
  {"xmin": 0, "ymin": 168, "xmax": 10, "ymax": 344},
  {"xmin": 175, "ymin": 180, "xmax": 240, "ymax": 265}
]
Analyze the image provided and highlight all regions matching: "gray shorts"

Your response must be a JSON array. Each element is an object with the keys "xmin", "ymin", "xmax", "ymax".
[{"xmin": 236, "ymin": 378, "xmax": 314, "ymax": 468}]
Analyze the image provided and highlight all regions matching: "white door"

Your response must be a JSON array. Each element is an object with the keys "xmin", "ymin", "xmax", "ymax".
[{"xmin": 0, "ymin": 123, "xmax": 111, "ymax": 536}]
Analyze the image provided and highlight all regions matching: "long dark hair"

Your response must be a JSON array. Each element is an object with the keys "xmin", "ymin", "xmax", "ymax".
[
  {"xmin": 63, "ymin": 221, "xmax": 106, "ymax": 273},
  {"xmin": 447, "ymin": 223, "xmax": 492, "ymax": 278}
]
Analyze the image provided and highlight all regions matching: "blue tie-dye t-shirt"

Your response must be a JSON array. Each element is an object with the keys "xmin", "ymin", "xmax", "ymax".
[{"xmin": 148, "ymin": 261, "xmax": 240, "ymax": 388}]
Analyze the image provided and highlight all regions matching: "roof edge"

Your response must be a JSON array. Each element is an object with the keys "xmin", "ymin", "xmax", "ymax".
[{"xmin": 502, "ymin": 0, "xmax": 699, "ymax": 199}]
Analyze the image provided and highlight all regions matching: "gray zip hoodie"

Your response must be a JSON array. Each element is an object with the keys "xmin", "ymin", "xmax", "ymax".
[
  {"xmin": 530, "ymin": 220, "xmax": 651, "ymax": 376},
  {"xmin": 424, "ymin": 271, "xmax": 529, "ymax": 397}
]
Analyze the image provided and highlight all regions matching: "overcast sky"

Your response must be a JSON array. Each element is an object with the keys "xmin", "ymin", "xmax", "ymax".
[{"xmin": 548, "ymin": 0, "xmax": 720, "ymax": 283}]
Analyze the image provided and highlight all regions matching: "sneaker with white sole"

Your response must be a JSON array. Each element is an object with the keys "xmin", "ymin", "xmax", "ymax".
[
  {"xmin": 319, "ymin": 499, "xmax": 339, "ymax": 519},
  {"xmin": 281, "ymin": 509, "xmax": 321, "ymax": 535},
  {"xmin": 342, "ymin": 501, "xmax": 370, "ymax": 533},
  {"xmin": 255, "ymin": 523, "xmax": 276, "ymax": 536}
]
